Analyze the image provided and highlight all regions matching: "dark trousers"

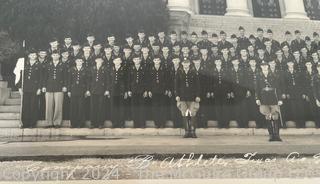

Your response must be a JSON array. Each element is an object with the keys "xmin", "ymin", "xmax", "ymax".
[
  {"xmin": 247, "ymin": 96, "xmax": 264, "ymax": 128},
  {"xmin": 84, "ymin": 97, "xmax": 90, "ymax": 121},
  {"xmin": 124, "ymin": 98, "xmax": 132, "ymax": 121},
  {"xmin": 63, "ymin": 93, "xmax": 70, "ymax": 120},
  {"xmin": 152, "ymin": 94, "xmax": 165, "ymax": 128},
  {"xmin": 105, "ymin": 98, "xmax": 111, "ymax": 121},
  {"xmin": 198, "ymin": 97, "xmax": 210, "ymax": 128},
  {"xmin": 232, "ymin": 96, "xmax": 248, "ymax": 128},
  {"xmin": 111, "ymin": 95, "xmax": 124, "ymax": 128},
  {"xmin": 303, "ymin": 99, "xmax": 316, "ymax": 122},
  {"xmin": 214, "ymin": 97, "xmax": 230, "ymax": 128},
  {"xmin": 90, "ymin": 94, "xmax": 106, "ymax": 127},
  {"xmin": 287, "ymin": 98, "xmax": 305, "ymax": 128},
  {"xmin": 131, "ymin": 93, "xmax": 145, "ymax": 128},
  {"xmin": 70, "ymin": 95, "xmax": 86, "ymax": 128},
  {"xmin": 38, "ymin": 93, "xmax": 46, "ymax": 120},
  {"xmin": 22, "ymin": 92, "xmax": 39, "ymax": 128}
]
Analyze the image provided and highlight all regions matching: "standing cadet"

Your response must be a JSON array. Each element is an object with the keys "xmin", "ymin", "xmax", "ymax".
[
  {"xmin": 168, "ymin": 56, "xmax": 182, "ymax": 128},
  {"xmin": 197, "ymin": 30, "xmax": 213, "ymax": 51},
  {"xmin": 179, "ymin": 31, "xmax": 193, "ymax": 49},
  {"xmin": 68, "ymin": 58, "xmax": 88, "ymax": 128},
  {"xmin": 312, "ymin": 63, "xmax": 320, "ymax": 127},
  {"xmin": 256, "ymin": 63, "xmax": 283, "ymax": 141},
  {"xmin": 302, "ymin": 61, "xmax": 316, "ymax": 124},
  {"xmin": 71, "ymin": 41, "xmax": 82, "ymax": 61},
  {"xmin": 61, "ymin": 48, "xmax": 72, "ymax": 122},
  {"xmin": 109, "ymin": 57, "xmax": 126, "ymax": 128},
  {"xmin": 127, "ymin": 55, "xmax": 148, "ymax": 128},
  {"xmin": 190, "ymin": 32, "xmax": 198, "ymax": 45},
  {"xmin": 20, "ymin": 49, "xmax": 41, "ymax": 128},
  {"xmin": 281, "ymin": 31, "xmax": 292, "ymax": 51},
  {"xmin": 88, "ymin": 57, "xmax": 109, "ymax": 128},
  {"xmin": 62, "ymin": 34, "xmax": 73, "ymax": 54},
  {"xmin": 211, "ymin": 59, "xmax": 231, "ymax": 128},
  {"xmin": 158, "ymin": 30, "xmax": 169, "ymax": 49},
  {"xmin": 283, "ymin": 61, "xmax": 305, "ymax": 128},
  {"xmin": 266, "ymin": 29, "xmax": 280, "ymax": 51},
  {"xmin": 175, "ymin": 58, "xmax": 201, "ymax": 138},
  {"xmin": 192, "ymin": 55, "xmax": 210, "ymax": 128},
  {"xmin": 42, "ymin": 50, "xmax": 67, "ymax": 128},
  {"xmin": 37, "ymin": 49, "xmax": 48, "ymax": 121},
  {"xmin": 149, "ymin": 56, "xmax": 167, "ymax": 128},
  {"xmin": 237, "ymin": 26, "xmax": 250, "ymax": 51},
  {"xmin": 256, "ymin": 28, "xmax": 267, "ymax": 50},
  {"xmin": 311, "ymin": 32, "xmax": 320, "ymax": 53},
  {"xmin": 246, "ymin": 59, "xmax": 262, "ymax": 127},
  {"xmin": 229, "ymin": 58, "xmax": 248, "ymax": 128},
  {"xmin": 48, "ymin": 37, "xmax": 60, "ymax": 54},
  {"xmin": 218, "ymin": 31, "xmax": 232, "ymax": 52},
  {"xmin": 291, "ymin": 30, "xmax": 306, "ymax": 52}
]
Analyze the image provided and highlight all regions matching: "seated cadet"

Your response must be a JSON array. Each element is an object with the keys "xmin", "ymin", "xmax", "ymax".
[
  {"xmin": 312, "ymin": 63, "xmax": 320, "ymax": 127},
  {"xmin": 68, "ymin": 58, "xmax": 88, "ymax": 128},
  {"xmin": 175, "ymin": 58, "xmax": 201, "ymax": 138},
  {"xmin": 20, "ymin": 48, "xmax": 41, "ymax": 128},
  {"xmin": 256, "ymin": 63, "xmax": 283, "ymax": 142}
]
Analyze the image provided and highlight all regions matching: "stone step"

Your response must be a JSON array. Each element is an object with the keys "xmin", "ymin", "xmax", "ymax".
[
  {"xmin": 0, "ymin": 81, "xmax": 8, "ymax": 88},
  {"xmin": 0, "ymin": 120, "xmax": 21, "ymax": 128},
  {"xmin": 0, "ymin": 105, "xmax": 20, "ymax": 113},
  {"xmin": 0, "ymin": 113, "xmax": 20, "ymax": 120},
  {"xmin": 10, "ymin": 91, "xmax": 21, "ymax": 99},
  {"xmin": 5, "ymin": 98, "xmax": 21, "ymax": 105}
]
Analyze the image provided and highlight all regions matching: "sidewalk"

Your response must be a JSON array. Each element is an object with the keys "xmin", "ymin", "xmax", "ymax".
[{"xmin": 0, "ymin": 135, "xmax": 319, "ymax": 158}]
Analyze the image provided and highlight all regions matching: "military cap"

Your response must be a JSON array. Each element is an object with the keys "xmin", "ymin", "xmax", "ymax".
[
  {"xmin": 133, "ymin": 40, "xmax": 141, "ymax": 46},
  {"xmin": 313, "ymin": 32, "xmax": 319, "ymax": 37},
  {"xmin": 27, "ymin": 48, "xmax": 37, "ymax": 55},
  {"xmin": 249, "ymin": 34, "xmax": 256, "ymax": 39},
  {"xmin": 285, "ymin": 31, "xmax": 291, "ymax": 35},
  {"xmin": 138, "ymin": 29, "xmax": 145, "ymax": 33},
  {"xmin": 220, "ymin": 44, "xmax": 229, "ymax": 50},
  {"xmin": 153, "ymin": 54, "xmax": 161, "ymax": 59},
  {"xmin": 220, "ymin": 31, "xmax": 226, "ymax": 35},
  {"xmin": 182, "ymin": 58, "xmax": 191, "ymax": 63},
  {"xmin": 267, "ymin": 29, "xmax": 273, "ymax": 34},
  {"xmin": 51, "ymin": 50, "xmax": 60, "ymax": 55},
  {"xmin": 305, "ymin": 36, "xmax": 311, "ymax": 41},
  {"xmin": 257, "ymin": 28, "xmax": 263, "ymax": 32},
  {"xmin": 281, "ymin": 42, "xmax": 290, "ymax": 48},
  {"xmin": 287, "ymin": 60, "xmax": 294, "ymax": 64},
  {"xmin": 181, "ymin": 31, "xmax": 188, "ymax": 35},
  {"xmin": 275, "ymin": 47, "xmax": 282, "ymax": 53},
  {"xmin": 64, "ymin": 33, "xmax": 72, "ymax": 39},
  {"xmin": 86, "ymin": 32, "xmax": 94, "ymax": 37},
  {"xmin": 264, "ymin": 38, "xmax": 271, "ymax": 42},
  {"xmin": 191, "ymin": 32, "xmax": 197, "ymax": 36},
  {"xmin": 238, "ymin": 26, "xmax": 245, "ymax": 31},
  {"xmin": 294, "ymin": 30, "xmax": 301, "ymax": 34},
  {"xmin": 191, "ymin": 55, "xmax": 201, "ymax": 61},
  {"xmin": 82, "ymin": 43, "xmax": 91, "ymax": 48},
  {"xmin": 60, "ymin": 48, "xmax": 69, "ymax": 54},
  {"xmin": 132, "ymin": 53, "xmax": 141, "ymax": 59},
  {"xmin": 104, "ymin": 43, "xmax": 112, "ymax": 49},
  {"xmin": 170, "ymin": 31, "xmax": 177, "ymax": 35},
  {"xmin": 257, "ymin": 44, "xmax": 266, "ymax": 50},
  {"xmin": 292, "ymin": 48, "xmax": 300, "ymax": 53},
  {"xmin": 260, "ymin": 62, "xmax": 269, "ymax": 66},
  {"xmin": 148, "ymin": 32, "xmax": 155, "ymax": 37},
  {"xmin": 123, "ymin": 44, "xmax": 131, "ymax": 49},
  {"xmin": 212, "ymin": 33, "xmax": 218, "ymax": 37},
  {"xmin": 93, "ymin": 40, "xmax": 101, "ymax": 46},
  {"xmin": 75, "ymin": 56, "xmax": 84, "ymax": 61},
  {"xmin": 231, "ymin": 34, "xmax": 237, "ymax": 39},
  {"xmin": 201, "ymin": 30, "xmax": 208, "ymax": 35},
  {"xmin": 49, "ymin": 37, "xmax": 59, "ymax": 43},
  {"xmin": 125, "ymin": 33, "xmax": 133, "ymax": 38},
  {"xmin": 173, "ymin": 42, "xmax": 180, "ymax": 47},
  {"xmin": 72, "ymin": 40, "xmax": 80, "ymax": 45},
  {"xmin": 152, "ymin": 40, "xmax": 160, "ymax": 46}
]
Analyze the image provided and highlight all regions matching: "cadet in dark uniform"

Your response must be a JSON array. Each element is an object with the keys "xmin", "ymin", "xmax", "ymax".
[
  {"xmin": 291, "ymin": 30, "xmax": 306, "ymax": 52},
  {"xmin": 283, "ymin": 61, "xmax": 305, "ymax": 128},
  {"xmin": 158, "ymin": 31, "xmax": 170, "ymax": 49},
  {"xmin": 211, "ymin": 59, "xmax": 231, "ymax": 128},
  {"xmin": 256, "ymin": 28, "xmax": 267, "ymax": 50},
  {"xmin": 302, "ymin": 61, "xmax": 316, "ymax": 123},
  {"xmin": 281, "ymin": 31, "xmax": 293, "ymax": 52},
  {"xmin": 237, "ymin": 26, "xmax": 250, "ymax": 51},
  {"xmin": 88, "ymin": 57, "xmax": 109, "ymax": 128},
  {"xmin": 256, "ymin": 63, "xmax": 283, "ymax": 141},
  {"xmin": 21, "ymin": 49, "xmax": 41, "ymax": 128},
  {"xmin": 175, "ymin": 58, "xmax": 201, "ymax": 138},
  {"xmin": 68, "ymin": 57, "xmax": 88, "ymax": 128},
  {"xmin": 246, "ymin": 59, "xmax": 262, "ymax": 127},
  {"xmin": 179, "ymin": 31, "xmax": 193, "ymax": 49},
  {"xmin": 218, "ymin": 31, "xmax": 233, "ymax": 52},
  {"xmin": 149, "ymin": 56, "xmax": 167, "ymax": 128},
  {"xmin": 127, "ymin": 55, "xmax": 148, "ymax": 128},
  {"xmin": 312, "ymin": 63, "xmax": 320, "ymax": 127},
  {"xmin": 42, "ymin": 50, "xmax": 67, "ymax": 128},
  {"xmin": 197, "ymin": 30, "xmax": 213, "ymax": 51},
  {"xmin": 311, "ymin": 32, "xmax": 320, "ymax": 54},
  {"xmin": 37, "ymin": 48, "xmax": 48, "ymax": 120},
  {"xmin": 62, "ymin": 34, "xmax": 73, "ymax": 54},
  {"xmin": 61, "ymin": 48, "xmax": 72, "ymax": 121},
  {"xmin": 266, "ymin": 29, "xmax": 280, "ymax": 52},
  {"xmin": 229, "ymin": 58, "xmax": 248, "ymax": 128},
  {"xmin": 109, "ymin": 57, "xmax": 126, "ymax": 128},
  {"xmin": 190, "ymin": 32, "xmax": 198, "ymax": 45}
]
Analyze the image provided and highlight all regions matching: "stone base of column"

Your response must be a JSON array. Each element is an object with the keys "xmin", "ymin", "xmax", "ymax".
[
  {"xmin": 284, "ymin": 12, "xmax": 310, "ymax": 19},
  {"xmin": 225, "ymin": 8, "xmax": 251, "ymax": 17},
  {"xmin": 169, "ymin": 11, "xmax": 191, "ymax": 34}
]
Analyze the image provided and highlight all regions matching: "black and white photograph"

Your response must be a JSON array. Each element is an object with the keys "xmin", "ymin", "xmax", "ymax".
[{"xmin": 0, "ymin": 0, "xmax": 320, "ymax": 183}]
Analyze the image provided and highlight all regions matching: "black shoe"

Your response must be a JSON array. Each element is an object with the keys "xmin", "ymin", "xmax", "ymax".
[
  {"xmin": 183, "ymin": 130, "xmax": 190, "ymax": 138},
  {"xmin": 273, "ymin": 136, "xmax": 282, "ymax": 142},
  {"xmin": 191, "ymin": 131, "xmax": 197, "ymax": 138}
]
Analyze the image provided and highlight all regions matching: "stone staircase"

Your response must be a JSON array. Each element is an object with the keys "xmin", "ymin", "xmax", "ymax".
[{"xmin": 0, "ymin": 88, "xmax": 21, "ymax": 128}]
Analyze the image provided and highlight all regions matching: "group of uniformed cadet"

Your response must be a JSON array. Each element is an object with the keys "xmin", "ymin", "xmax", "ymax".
[{"xmin": 19, "ymin": 26, "xmax": 320, "ymax": 140}]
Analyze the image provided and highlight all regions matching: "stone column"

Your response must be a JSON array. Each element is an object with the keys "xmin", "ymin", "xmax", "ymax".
[
  {"xmin": 225, "ymin": 0, "xmax": 251, "ymax": 17},
  {"xmin": 167, "ymin": 0, "xmax": 193, "ymax": 14},
  {"xmin": 283, "ymin": 0, "xmax": 309, "ymax": 19},
  {"xmin": 167, "ymin": 0, "xmax": 193, "ymax": 34}
]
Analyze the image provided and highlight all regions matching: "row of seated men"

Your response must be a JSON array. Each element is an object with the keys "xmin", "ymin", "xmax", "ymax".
[{"xmin": 17, "ymin": 27, "xmax": 320, "ymax": 129}]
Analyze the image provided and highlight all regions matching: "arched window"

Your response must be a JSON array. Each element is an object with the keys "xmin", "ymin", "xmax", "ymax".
[
  {"xmin": 199, "ymin": 0, "xmax": 227, "ymax": 15},
  {"xmin": 304, "ymin": 0, "xmax": 320, "ymax": 20},
  {"xmin": 252, "ymin": 0, "xmax": 281, "ymax": 18}
]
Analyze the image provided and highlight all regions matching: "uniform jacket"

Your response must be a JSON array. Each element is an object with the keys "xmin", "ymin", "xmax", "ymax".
[
  {"xmin": 68, "ymin": 66, "xmax": 88, "ymax": 96},
  {"xmin": 128, "ymin": 64, "xmax": 147, "ymax": 94},
  {"xmin": 175, "ymin": 67, "xmax": 200, "ymax": 101},
  {"xmin": 256, "ymin": 72, "xmax": 281, "ymax": 105},
  {"xmin": 23, "ymin": 60, "xmax": 41, "ymax": 93},
  {"xmin": 148, "ymin": 64, "xmax": 168, "ymax": 95},
  {"xmin": 88, "ymin": 65, "xmax": 108, "ymax": 95},
  {"xmin": 43, "ymin": 60, "xmax": 67, "ymax": 92}
]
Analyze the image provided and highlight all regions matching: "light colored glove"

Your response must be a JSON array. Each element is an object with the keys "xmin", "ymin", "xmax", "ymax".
[
  {"xmin": 143, "ymin": 91, "xmax": 148, "ymax": 98},
  {"xmin": 246, "ymin": 91, "xmax": 251, "ymax": 98},
  {"xmin": 104, "ymin": 91, "xmax": 110, "ymax": 97},
  {"xmin": 85, "ymin": 91, "xmax": 91, "ymax": 97},
  {"xmin": 124, "ymin": 92, "xmax": 128, "ymax": 99},
  {"xmin": 127, "ymin": 91, "xmax": 132, "ymax": 97},
  {"xmin": 206, "ymin": 93, "xmax": 211, "ymax": 98},
  {"xmin": 278, "ymin": 101, "xmax": 283, "ymax": 106},
  {"xmin": 195, "ymin": 97, "xmax": 201, "ymax": 103},
  {"xmin": 148, "ymin": 91, "xmax": 152, "ymax": 98},
  {"xmin": 42, "ymin": 87, "xmax": 46, "ymax": 93},
  {"xmin": 256, "ymin": 100, "xmax": 261, "ymax": 106},
  {"xmin": 176, "ymin": 96, "xmax": 180, "ymax": 102},
  {"xmin": 36, "ymin": 89, "xmax": 41, "ymax": 95},
  {"xmin": 68, "ymin": 92, "xmax": 71, "ymax": 97},
  {"xmin": 282, "ymin": 94, "xmax": 286, "ymax": 99},
  {"xmin": 167, "ymin": 91, "xmax": 172, "ymax": 98},
  {"xmin": 211, "ymin": 92, "xmax": 214, "ymax": 98},
  {"xmin": 62, "ymin": 87, "xmax": 67, "ymax": 92},
  {"xmin": 316, "ymin": 99, "xmax": 320, "ymax": 107}
]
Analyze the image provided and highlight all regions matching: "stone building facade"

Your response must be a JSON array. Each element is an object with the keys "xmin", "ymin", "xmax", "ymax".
[{"xmin": 167, "ymin": 0, "xmax": 320, "ymax": 41}]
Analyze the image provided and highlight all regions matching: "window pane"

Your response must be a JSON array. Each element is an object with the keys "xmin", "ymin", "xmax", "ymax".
[
  {"xmin": 199, "ymin": 0, "xmax": 227, "ymax": 15},
  {"xmin": 304, "ymin": 0, "xmax": 320, "ymax": 20},
  {"xmin": 252, "ymin": 0, "xmax": 281, "ymax": 18}
]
